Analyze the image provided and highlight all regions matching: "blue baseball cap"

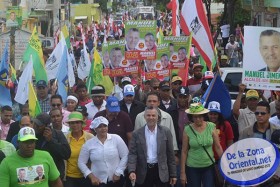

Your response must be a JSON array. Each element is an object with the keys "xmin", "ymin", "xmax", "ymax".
[
  {"xmin": 106, "ymin": 96, "xmax": 120, "ymax": 112},
  {"xmin": 123, "ymin": 84, "xmax": 135, "ymax": 96}
]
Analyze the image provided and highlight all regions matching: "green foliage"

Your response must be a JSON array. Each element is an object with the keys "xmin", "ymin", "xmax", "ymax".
[{"xmin": 233, "ymin": 0, "xmax": 251, "ymax": 27}]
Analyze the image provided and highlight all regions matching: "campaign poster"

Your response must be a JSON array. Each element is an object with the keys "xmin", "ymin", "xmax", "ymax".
[
  {"xmin": 162, "ymin": 36, "xmax": 189, "ymax": 69},
  {"xmin": 6, "ymin": 6, "xmax": 22, "ymax": 28},
  {"xmin": 243, "ymin": 26, "xmax": 280, "ymax": 90},
  {"xmin": 145, "ymin": 43, "xmax": 170, "ymax": 80},
  {"xmin": 106, "ymin": 40, "xmax": 138, "ymax": 77},
  {"xmin": 125, "ymin": 20, "xmax": 157, "ymax": 60}
]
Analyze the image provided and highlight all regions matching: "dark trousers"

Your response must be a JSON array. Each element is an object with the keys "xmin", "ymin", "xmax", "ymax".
[
  {"xmin": 186, "ymin": 165, "xmax": 215, "ymax": 187},
  {"xmin": 137, "ymin": 164, "xmax": 169, "ymax": 187},
  {"xmin": 64, "ymin": 176, "xmax": 91, "ymax": 187}
]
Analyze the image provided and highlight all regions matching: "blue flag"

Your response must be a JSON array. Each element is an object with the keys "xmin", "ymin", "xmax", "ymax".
[
  {"xmin": 201, "ymin": 74, "xmax": 232, "ymax": 119},
  {"xmin": 56, "ymin": 45, "xmax": 68, "ymax": 104},
  {"xmin": 0, "ymin": 44, "xmax": 12, "ymax": 107}
]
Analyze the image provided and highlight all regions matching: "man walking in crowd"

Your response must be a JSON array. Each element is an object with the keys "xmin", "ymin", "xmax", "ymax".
[
  {"xmin": 33, "ymin": 113, "xmax": 71, "ymax": 179},
  {"xmin": 171, "ymin": 76, "xmax": 183, "ymax": 99},
  {"xmin": 128, "ymin": 106, "xmax": 177, "ymax": 187},
  {"xmin": 94, "ymin": 96, "xmax": 133, "ymax": 145},
  {"xmin": 50, "ymin": 95, "xmax": 70, "ymax": 123},
  {"xmin": 159, "ymin": 81, "xmax": 177, "ymax": 111},
  {"xmin": 37, "ymin": 80, "xmax": 51, "ymax": 113},
  {"xmin": 233, "ymin": 84, "xmax": 259, "ymax": 135},
  {"xmin": 187, "ymin": 64, "xmax": 204, "ymax": 96},
  {"xmin": 86, "ymin": 85, "xmax": 107, "ymax": 120},
  {"xmin": 0, "ymin": 127, "xmax": 63, "ymax": 187},
  {"xmin": 0, "ymin": 106, "xmax": 14, "ymax": 140},
  {"xmin": 120, "ymin": 84, "xmax": 145, "ymax": 128},
  {"xmin": 50, "ymin": 108, "xmax": 70, "ymax": 136},
  {"xmin": 226, "ymin": 34, "xmax": 240, "ymax": 67}
]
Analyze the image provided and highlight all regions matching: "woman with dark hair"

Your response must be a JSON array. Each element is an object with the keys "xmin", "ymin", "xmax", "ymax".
[{"xmin": 207, "ymin": 101, "xmax": 234, "ymax": 160}]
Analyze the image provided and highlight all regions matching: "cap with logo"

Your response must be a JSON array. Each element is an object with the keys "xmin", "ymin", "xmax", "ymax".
[
  {"xmin": 18, "ymin": 127, "xmax": 37, "ymax": 142},
  {"xmin": 106, "ymin": 96, "xmax": 120, "ymax": 112},
  {"xmin": 171, "ymin": 76, "xmax": 182, "ymax": 83},
  {"xmin": 90, "ymin": 116, "xmax": 109, "ymax": 129},
  {"xmin": 246, "ymin": 90, "xmax": 259, "ymax": 100},
  {"xmin": 207, "ymin": 101, "xmax": 221, "ymax": 113},
  {"xmin": 204, "ymin": 71, "xmax": 214, "ymax": 79},
  {"xmin": 121, "ymin": 77, "xmax": 131, "ymax": 84},
  {"xmin": 178, "ymin": 86, "xmax": 189, "ymax": 96},
  {"xmin": 91, "ymin": 86, "xmax": 105, "ymax": 96},
  {"xmin": 123, "ymin": 84, "xmax": 135, "ymax": 96},
  {"xmin": 75, "ymin": 106, "xmax": 88, "ymax": 116},
  {"xmin": 36, "ymin": 80, "xmax": 47, "ymax": 88}
]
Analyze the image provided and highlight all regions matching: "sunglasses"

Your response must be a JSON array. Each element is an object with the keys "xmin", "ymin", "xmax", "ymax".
[
  {"xmin": 52, "ymin": 104, "xmax": 61, "ymax": 107},
  {"xmin": 173, "ymin": 82, "xmax": 181, "ymax": 86},
  {"xmin": 153, "ymin": 86, "xmax": 160, "ymax": 90},
  {"xmin": 254, "ymin": 111, "xmax": 267, "ymax": 116}
]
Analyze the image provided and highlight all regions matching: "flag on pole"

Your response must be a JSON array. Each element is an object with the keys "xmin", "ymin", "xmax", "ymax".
[
  {"xmin": 14, "ymin": 56, "xmax": 33, "ymax": 105},
  {"xmin": 180, "ymin": 0, "xmax": 215, "ymax": 69},
  {"xmin": 9, "ymin": 63, "xmax": 17, "ymax": 84},
  {"xmin": 28, "ymin": 81, "xmax": 42, "ymax": 117},
  {"xmin": 201, "ymin": 74, "xmax": 231, "ymax": 119},
  {"xmin": 61, "ymin": 25, "xmax": 71, "ymax": 49},
  {"xmin": 0, "ymin": 43, "xmax": 12, "ymax": 107},
  {"xmin": 86, "ymin": 49, "xmax": 113, "ymax": 95},
  {"xmin": 77, "ymin": 31, "xmax": 92, "ymax": 80},
  {"xmin": 166, "ymin": 0, "xmax": 180, "ymax": 36},
  {"xmin": 56, "ymin": 45, "xmax": 69, "ymax": 104},
  {"xmin": 23, "ymin": 26, "xmax": 47, "ymax": 83}
]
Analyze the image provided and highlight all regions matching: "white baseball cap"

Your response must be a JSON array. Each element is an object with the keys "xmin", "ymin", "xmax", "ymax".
[
  {"xmin": 123, "ymin": 84, "xmax": 135, "ymax": 96},
  {"xmin": 90, "ymin": 116, "xmax": 109, "ymax": 129}
]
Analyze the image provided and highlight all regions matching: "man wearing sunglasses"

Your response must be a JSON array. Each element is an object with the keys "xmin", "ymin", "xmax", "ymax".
[
  {"xmin": 239, "ymin": 101, "xmax": 280, "ymax": 141},
  {"xmin": 49, "ymin": 95, "xmax": 70, "ymax": 123}
]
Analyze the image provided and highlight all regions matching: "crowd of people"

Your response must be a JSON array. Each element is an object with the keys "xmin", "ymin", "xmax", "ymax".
[{"xmin": 0, "ymin": 64, "xmax": 280, "ymax": 187}]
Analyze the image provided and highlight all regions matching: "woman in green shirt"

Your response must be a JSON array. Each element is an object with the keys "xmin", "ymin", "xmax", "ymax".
[{"xmin": 180, "ymin": 103, "xmax": 223, "ymax": 187}]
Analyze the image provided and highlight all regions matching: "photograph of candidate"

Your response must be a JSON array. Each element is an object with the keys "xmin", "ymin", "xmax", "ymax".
[
  {"xmin": 102, "ymin": 50, "xmax": 111, "ymax": 69},
  {"xmin": 6, "ymin": 11, "xmax": 18, "ymax": 27},
  {"xmin": 144, "ymin": 33, "xmax": 157, "ymax": 51},
  {"xmin": 145, "ymin": 60, "xmax": 157, "ymax": 72},
  {"xmin": 160, "ymin": 54, "xmax": 169, "ymax": 70},
  {"xmin": 110, "ymin": 47, "xmax": 123, "ymax": 69},
  {"xmin": 18, "ymin": 168, "xmax": 28, "ymax": 183},
  {"xmin": 178, "ymin": 47, "xmax": 187, "ymax": 62},
  {"xmin": 125, "ymin": 28, "xmax": 140, "ymax": 51},
  {"xmin": 259, "ymin": 29, "xmax": 280, "ymax": 72},
  {"xmin": 34, "ymin": 166, "xmax": 45, "ymax": 181}
]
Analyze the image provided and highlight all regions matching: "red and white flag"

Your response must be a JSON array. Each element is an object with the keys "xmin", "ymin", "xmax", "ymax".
[
  {"xmin": 180, "ymin": 0, "xmax": 215, "ymax": 69},
  {"xmin": 166, "ymin": 0, "xmax": 180, "ymax": 36}
]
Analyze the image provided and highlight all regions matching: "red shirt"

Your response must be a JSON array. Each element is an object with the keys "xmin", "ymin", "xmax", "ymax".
[{"xmin": 214, "ymin": 120, "xmax": 234, "ymax": 160}]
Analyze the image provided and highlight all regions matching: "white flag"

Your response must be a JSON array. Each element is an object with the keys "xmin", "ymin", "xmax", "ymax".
[
  {"xmin": 77, "ymin": 32, "xmax": 91, "ymax": 80},
  {"xmin": 15, "ymin": 56, "xmax": 33, "ymax": 104},
  {"xmin": 67, "ymin": 52, "xmax": 75, "ymax": 87}
]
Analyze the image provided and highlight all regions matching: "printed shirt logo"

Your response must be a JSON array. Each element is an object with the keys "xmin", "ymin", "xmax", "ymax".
[{"xmin": 17, "ymin": 165, "xmax": 45, "ymax": 185}]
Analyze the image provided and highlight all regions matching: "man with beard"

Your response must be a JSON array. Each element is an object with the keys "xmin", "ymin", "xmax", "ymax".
[{"xmin": 187, "ymin": 64, "xmax": 204, "ymax": 96}]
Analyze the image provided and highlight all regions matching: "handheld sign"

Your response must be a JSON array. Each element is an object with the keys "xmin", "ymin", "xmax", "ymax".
[{"xmin": 219, "ymin": 138, "xmax": 280, "ymax": 186}]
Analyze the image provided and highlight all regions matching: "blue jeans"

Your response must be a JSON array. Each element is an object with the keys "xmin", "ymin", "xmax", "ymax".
[{"xmin": 186, "ymin": 165, "xmax": 215, "ymax": 187}]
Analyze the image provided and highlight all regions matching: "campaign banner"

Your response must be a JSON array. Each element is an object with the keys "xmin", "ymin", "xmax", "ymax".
[
  {"xmin": 6, "ymin": 6, "xmax": 22, "ymax": 28},
  {"xmin": 219, "ymin": 138, "xmax": 280, "ymax": 186},
  {"xmin": 243, "ymin": 26, "xmax": 280, "ymax": 90},
  {"xmin": 162, "ymin": 36, "xmax": 189, "ymax": 69},
  {"xmin": 105, "ymin": 40, "xmax": 138, "ymax": 77},
  {"xmin": 125, "ymin": 20, "xmax": 157, "ymax": 60},
  {"xmin": 144, "ymin": 43, "xmax": 170, "ymax": 80}
]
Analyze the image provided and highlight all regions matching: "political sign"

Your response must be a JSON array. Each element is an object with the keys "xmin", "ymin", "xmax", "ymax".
[
  {"xmin": 243, "ymin": 26, "xmax": 280, "ymax": 90},
  {"xmin": 219, "ymin": 138, "xmax": 280, "ymax": 186},
  {"xmin": 125, "ymin": 20, "xmax": 157, "ymax": 60},
  {"xmin": 162, "ymin": 36, "xmax": 189, "ymax": 69},
  {"xmin": 105, "ymin": 40, "xmax": 138, "ymax": 77},
  {"xmin": 6, "ymin": 6, "xmax": 22, "ymax": 28},
  {"xmin": 144, "ymin": 43, "xmax": 170, "ymax": 80}
]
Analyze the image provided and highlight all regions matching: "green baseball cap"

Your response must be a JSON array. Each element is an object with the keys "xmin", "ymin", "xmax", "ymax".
[{"xmin": 18, "ymin": 127, "xmax": 37, "ymax": 142}]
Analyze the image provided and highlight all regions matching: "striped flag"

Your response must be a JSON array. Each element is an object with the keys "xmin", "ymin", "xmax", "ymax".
[
  {"xmin": 180, "ymin": 0, "xmax": 215, "ymax": 69},
  {"xmin": 166, "ymin": 0, "xmax": 180, "ymax": 36},
  {"xmin": 28, "ymin": 81, "xmax": 42, "ymax": 117}
]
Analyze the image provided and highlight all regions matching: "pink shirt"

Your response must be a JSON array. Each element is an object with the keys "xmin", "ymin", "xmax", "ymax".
[{"xmin": 0, "ymin": 119, "xmax": 15, "ymax": 140}]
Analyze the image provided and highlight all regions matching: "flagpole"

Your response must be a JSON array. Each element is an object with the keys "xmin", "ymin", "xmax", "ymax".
[{"xmin": 203, "ymin": 73, "xmax": 218, "ymax": 106}]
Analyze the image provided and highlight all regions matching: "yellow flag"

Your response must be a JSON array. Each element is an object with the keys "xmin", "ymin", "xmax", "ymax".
[{"xmin": 28, "ymin": 81, "xmax": 42, "ymax": 117}]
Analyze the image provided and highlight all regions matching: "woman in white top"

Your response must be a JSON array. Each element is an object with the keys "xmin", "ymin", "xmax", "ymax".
[{"xmin": 78, "ymin": 116, "xmax": 128, "ymax": 187}]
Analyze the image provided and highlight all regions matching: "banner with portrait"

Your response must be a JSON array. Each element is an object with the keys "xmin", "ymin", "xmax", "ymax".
[
  {"xmin": 145, "ymin": 43, "xmax": 170, "ymax": 80},
  {"xmin": 6, "ymin": 6, "xmax": 22, "ymax": 28},
  {"xmin": 162, "ymin": 36, "xmax": 189, "ymax": 69},
  {"xmin": 104, "ymin": 40, "xmax": 139, "ymax": 77},
  {"xmin": 243, "ymin": 26, "xmax": 280, "ymax": 90},
  {"xmin": 124, "ymin": 20, "xmax": 157, "ymax": 60}
]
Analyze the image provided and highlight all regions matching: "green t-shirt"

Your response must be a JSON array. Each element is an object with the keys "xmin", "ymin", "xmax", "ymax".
[
  {"xmin": 0, "ymin": 140, "xmax": 16, "ymax": 156},
  {"xmin": 185, "ymin": 122, "xmax": 215, "ymax": 168},
  {"xmin": 0, "ymin": 150, "xmax": 60, "ymax": 187}
]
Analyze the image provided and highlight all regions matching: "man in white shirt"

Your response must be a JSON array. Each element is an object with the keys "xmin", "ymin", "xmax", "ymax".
[
  {"xmin": 128, "ymin": 106, "xmax": 177, "ymax": 187},
  {"xmin": 270, "ymin": 100, "xmax": 280, "ymax": 126},
  {"xmin": 50, "ymin": 108, "xmax": 69, "ymax": 136},
  {"xmin": 220, "ymin": 23, "xmax": 230, "ymax": 48},
  {"xmin": 85, "ymin": 86, "xmax": 107, "ymax": 120},
  {"xmin": 226, "ymin": 34, "xmax": 240, "ymax": 67}
]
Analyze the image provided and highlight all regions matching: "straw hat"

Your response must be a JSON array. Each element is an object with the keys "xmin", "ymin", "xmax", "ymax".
[{"xmin": 185, "ymin": 103, "xmax": 209, "ymax": 115}]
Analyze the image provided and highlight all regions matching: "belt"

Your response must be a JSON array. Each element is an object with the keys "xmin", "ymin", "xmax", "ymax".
[{"xmin": 147, "ymin": 163, "xmax": 158, "ymax": 168}]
